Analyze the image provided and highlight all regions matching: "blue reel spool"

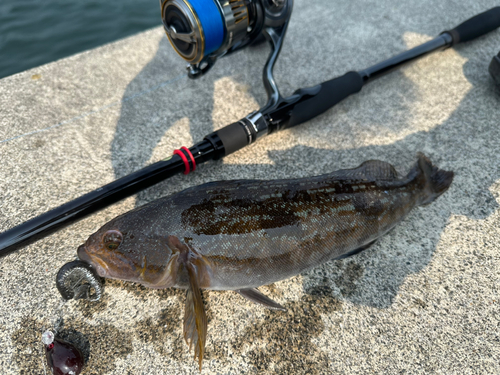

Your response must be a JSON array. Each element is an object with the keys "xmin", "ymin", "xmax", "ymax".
[
  {"xmin": 162, "ymin": 0, "xmax": 227, "ymax": 63},
  {"xmin": 190, "ymin": 0, "xmax": 225, "ymax": 57}
]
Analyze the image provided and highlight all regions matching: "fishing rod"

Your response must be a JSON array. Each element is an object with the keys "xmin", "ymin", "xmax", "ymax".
[{"xmin": 1, "ymin": 2, "xmax": 499, "ymax": 258}]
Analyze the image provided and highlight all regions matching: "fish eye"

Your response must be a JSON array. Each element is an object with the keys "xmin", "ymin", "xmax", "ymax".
[{"xmin": 102, "ymin": 230, "xmax": 123, "ymax": 251}]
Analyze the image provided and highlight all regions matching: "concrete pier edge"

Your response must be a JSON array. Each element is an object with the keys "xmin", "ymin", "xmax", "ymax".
[{"xmin": 1, "ymin": 1, "xmax": 499, "ymax": 374}]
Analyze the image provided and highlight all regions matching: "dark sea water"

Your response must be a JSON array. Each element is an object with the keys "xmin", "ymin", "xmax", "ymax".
[{"xmin": 0, "ymin": 0, "xmax": 161, "ymax": 79}]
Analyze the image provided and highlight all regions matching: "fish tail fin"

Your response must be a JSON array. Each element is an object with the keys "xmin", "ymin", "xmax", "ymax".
[{"xmin": 413, "ymin": 153, "xmax": 454, "ymax": 206}]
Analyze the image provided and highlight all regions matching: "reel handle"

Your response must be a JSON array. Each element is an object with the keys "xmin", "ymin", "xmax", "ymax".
[{"xmin": 443, "ymin": 6, "xmax": 500, "ymax": 45}]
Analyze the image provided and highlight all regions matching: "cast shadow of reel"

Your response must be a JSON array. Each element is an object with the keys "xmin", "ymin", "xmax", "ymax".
[{"xmin": 111, "ymin": 35, "xmax": 270, "ymax": 203}]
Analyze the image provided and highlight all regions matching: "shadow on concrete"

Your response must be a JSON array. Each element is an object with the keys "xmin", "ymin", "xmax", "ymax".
[
  {"xmin": 11, "ymin": 315, "xmax": 132, "ymax": 375},
  {"xmin": 294, "ymin": 42, "xmax": 499, "ymax": 308},
  {"xmin": 111, "ymin": 36, "xmax": 270, "ymax": 204}
]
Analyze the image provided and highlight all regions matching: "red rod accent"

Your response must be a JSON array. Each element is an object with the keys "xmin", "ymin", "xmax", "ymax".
[
  {"xmin": 173, "ymin": 149, "xmax": 190, "ymax": 175},
  {"xmin": 181, "ymin": 146, "xmax": 196, "ymax": 172}
]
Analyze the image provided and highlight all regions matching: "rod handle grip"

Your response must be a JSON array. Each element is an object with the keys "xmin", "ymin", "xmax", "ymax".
[
  {"xmin": 287, "ymin": 71, "xmax": 363, "ymax": 128},
  {"xmin": 443, "ymin": 7, "xmax": 500, "ymax": 45}
]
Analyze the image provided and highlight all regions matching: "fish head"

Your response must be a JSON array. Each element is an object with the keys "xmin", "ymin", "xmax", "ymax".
[{"xmin": 77, "ymin": 218, "xmax": 174, "ymax": 287}]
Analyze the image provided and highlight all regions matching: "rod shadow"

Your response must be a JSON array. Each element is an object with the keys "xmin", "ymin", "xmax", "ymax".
[{"xmin": 110, "ymin": 36, "xmax": 270, "ymax": 202}]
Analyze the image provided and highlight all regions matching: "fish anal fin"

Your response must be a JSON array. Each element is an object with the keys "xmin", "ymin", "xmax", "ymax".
[
  {"xmin": 335, "ymin": 239, "xmax": 378, "ymax": 260},
  {"xmin": 183, "ymin": 263, "xmax": 207, "ymax": 371},
  {"xmin": 236, "ymin": 288, "xmax": 286, "ymax": 311}
]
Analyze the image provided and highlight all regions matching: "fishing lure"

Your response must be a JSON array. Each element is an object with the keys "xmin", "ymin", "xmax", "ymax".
[
  {"xmin": 42, "ymin": 330, "xmax": 84, "ymax": 375},
  {"xmin": 76, "ymin": 153, "xmax": 453, "ymax": 368}
]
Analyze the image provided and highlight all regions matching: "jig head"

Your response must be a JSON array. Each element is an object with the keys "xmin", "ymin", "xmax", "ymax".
[
  {"xmin": 42, "ymin": 330, "xmax": 84, "ymax": 375},
  {"xmin": 56, "ymin": 260, "xmax": 103, "ymax": 302}
]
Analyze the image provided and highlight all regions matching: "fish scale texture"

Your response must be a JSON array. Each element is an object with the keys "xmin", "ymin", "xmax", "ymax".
[
  {"xmin": 80, "ymin": 157, "xmax": 434, "ymax": 292},
  {"xmin": 1, "ymin": 0, "xmax": 500, "ymax": 374}
]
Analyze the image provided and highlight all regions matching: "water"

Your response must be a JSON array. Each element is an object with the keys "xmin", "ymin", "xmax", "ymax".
[{"xmin": 0, "ymin": 0, "xmax": 161, "ymax": 79}]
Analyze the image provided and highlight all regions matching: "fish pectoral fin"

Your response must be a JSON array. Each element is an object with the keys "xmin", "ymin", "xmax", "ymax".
[
  {"xmin": 236, "ymin": 288, "xmax": 286, "ymax": 311},
  {"xmin": 334, "ymin": 239, "xmax": 378, "ymax": 260},
  {"xmin": 183, "ymin": 263, "xmax": 207, "ymax": 371}
]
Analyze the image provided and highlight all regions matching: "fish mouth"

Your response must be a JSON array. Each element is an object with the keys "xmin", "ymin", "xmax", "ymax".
[
  {"xmin": 77, "ymin": 243, "xmax": 138, "ymax": 281},
  {"xmin": 77, "ymin": 244, "xmax": 110, "ymax": 278},
  {"xmin": 77, "ymin": 244, "xmax": 91, "ymax": 263}
]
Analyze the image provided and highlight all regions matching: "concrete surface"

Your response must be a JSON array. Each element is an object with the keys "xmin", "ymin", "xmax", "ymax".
[{"xmin": 1, "ymin": 0, "xmax": 500, "ymax": 374}]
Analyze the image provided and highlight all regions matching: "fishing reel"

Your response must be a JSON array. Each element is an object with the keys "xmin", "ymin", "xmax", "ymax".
[{"xmin": 160, "ymin": 0, "xmax": 293, "ymax": 78}]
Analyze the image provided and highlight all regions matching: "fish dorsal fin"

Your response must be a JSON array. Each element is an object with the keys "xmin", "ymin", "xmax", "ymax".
[
  {"xmin": 236, "ymin": 288, "xmax": 286, "ymax": 311},
  {"xmin": 331, "ymin": 160, "xmax": 398, "ymax": 181},
  {"xmin": 184, "ymin": 263, "xmax": 207, "ymax": 371}
]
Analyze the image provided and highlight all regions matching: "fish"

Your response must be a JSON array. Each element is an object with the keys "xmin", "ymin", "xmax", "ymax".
[{"xmin": 77, "ymin": 153, "xmax": 453, "ymax": 369}]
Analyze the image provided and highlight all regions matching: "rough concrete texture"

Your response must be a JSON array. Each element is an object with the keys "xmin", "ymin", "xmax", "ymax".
[{"xmin": 1, "ymin": 0, "xmax": 500, "ymax": 374}]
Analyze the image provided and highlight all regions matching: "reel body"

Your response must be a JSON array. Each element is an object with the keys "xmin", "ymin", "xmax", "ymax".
[{"xmin": 160, "ymin": 0, "xmax": 292, "ymax": 78}]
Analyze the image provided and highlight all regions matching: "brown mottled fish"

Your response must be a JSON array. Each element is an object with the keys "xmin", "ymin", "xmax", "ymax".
[{"xmin": 77, "ymin": 153, "xmax": 453, "ymax": 368}]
